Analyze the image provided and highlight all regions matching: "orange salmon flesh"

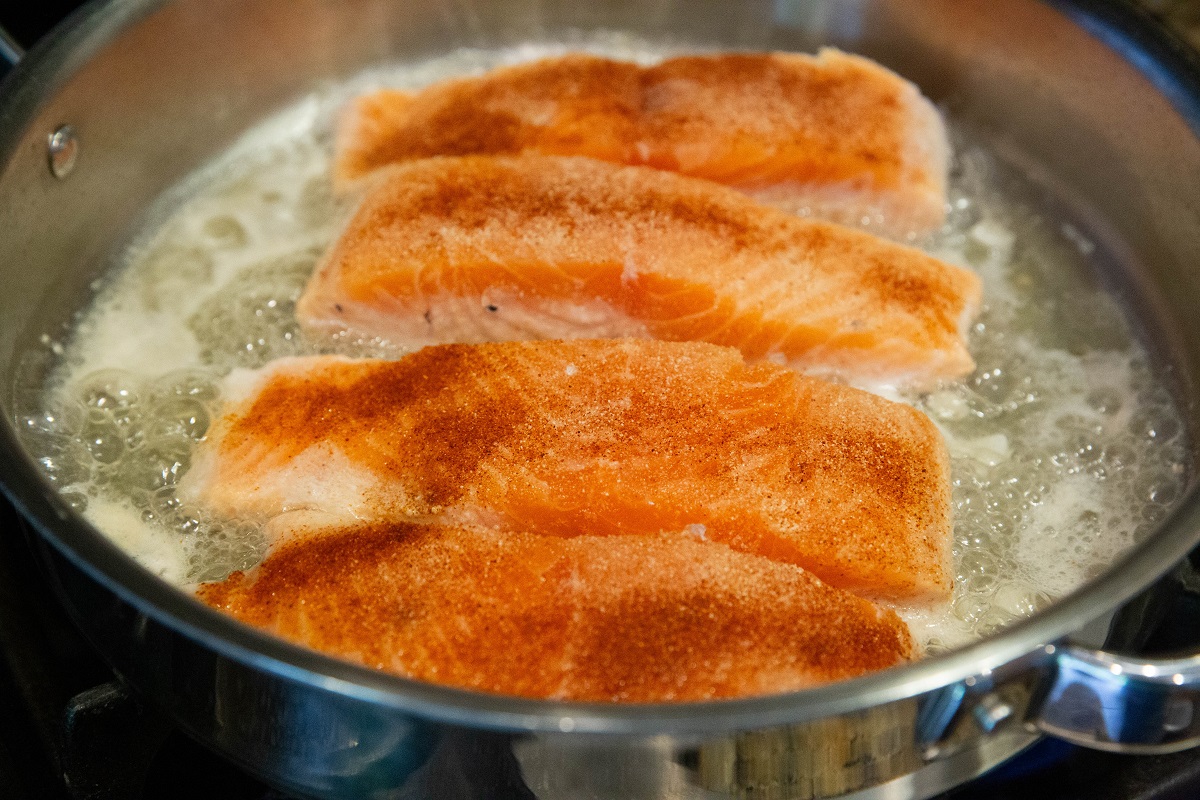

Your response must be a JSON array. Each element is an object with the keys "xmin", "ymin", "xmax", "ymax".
[
  {"xmin": 186, "ymin": 47, "xmax": 971, "ymax": 701},
  {"xmin": 299, "ymin": 155, "xmax": 981, "ymax": 390},
  {"xmin": 182, "ymin": 340, "xmax": 953, "ymax": 604},
  {"xmin": 198, "ymin": 523, "xmax": 917, "ymax": 702},
  {"xmin": 335, "ymin": 49, "xmax": 949, "ymax": 237}
]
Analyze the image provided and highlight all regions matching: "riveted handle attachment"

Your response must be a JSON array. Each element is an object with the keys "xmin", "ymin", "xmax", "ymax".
[
  {"xmin": 1033, "ymin": 646, "xmax": 1200, "ymax": 753},
  {"xmin": 917, "ymin": 641, "xmax": 1200, "ymax": 759}
]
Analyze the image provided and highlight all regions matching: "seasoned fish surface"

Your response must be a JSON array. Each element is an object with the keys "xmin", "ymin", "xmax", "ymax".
[
  {"xmin": 299, "ymin": 155, "xmax": 981, "ymax": 390},
  {"xmin": 183, "ymin": 340, "xmax": 953, "ymax": 602},
  {"xmin": 198, "ymin": 523, "xmax": 917, "ymax": 701},
  {"xmin": 335, "ymin": 49, "xmax": 949, "ymax": 236}
]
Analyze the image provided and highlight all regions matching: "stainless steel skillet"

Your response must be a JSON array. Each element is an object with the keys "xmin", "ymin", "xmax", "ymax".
[{"xmin": 2, "ymin": 1, "xmax": 1200, "ymax": 797}]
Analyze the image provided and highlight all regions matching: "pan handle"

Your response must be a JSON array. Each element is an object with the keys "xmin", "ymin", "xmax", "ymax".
[
  {"xmin": 1028, "ymin": 556, "xmax": 1200, "ymax": 753},
  {"xmin": 916, "ymin": 642, "xmax": 1200, "ymax": 760},
  {"xmin": 1031, "ymin": 645, "xmax": 1200, "ymax": 753},
  {"xmin": 919, "ymin": 562, "xmax": 1200, "ymax": 758}
]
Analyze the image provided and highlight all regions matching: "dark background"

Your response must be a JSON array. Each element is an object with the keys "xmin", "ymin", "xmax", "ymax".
[{"xmin": 2, "ymin": 1, "xmax": 90, "ymax": 52}]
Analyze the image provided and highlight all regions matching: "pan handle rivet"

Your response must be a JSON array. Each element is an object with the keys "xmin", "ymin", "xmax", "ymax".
[
  {"xmin": 47, "ymin": 125, "xmax": 78, "ymax": 179},
  {"xmin": 973, "ymin": 695, "xmax": 1013, "ymax": 734}
]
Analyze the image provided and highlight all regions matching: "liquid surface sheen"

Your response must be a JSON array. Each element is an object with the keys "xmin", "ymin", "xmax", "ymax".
[{"xmin": 14, "ymin": 37, "xmax": 1191, "ymax": 654}]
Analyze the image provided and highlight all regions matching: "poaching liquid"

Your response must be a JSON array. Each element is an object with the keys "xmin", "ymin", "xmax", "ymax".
[{"xmin": 13, "ymin": 39, "xmax": 1191, "ymax": 654}]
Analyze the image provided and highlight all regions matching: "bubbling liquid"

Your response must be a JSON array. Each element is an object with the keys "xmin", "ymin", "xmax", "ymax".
[{"xmin": 13, "ymin": 38, "xmax": 1191, "ymax": 653}]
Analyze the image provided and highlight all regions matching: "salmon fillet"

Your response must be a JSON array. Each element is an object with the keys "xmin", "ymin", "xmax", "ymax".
[
  {"xmin": 334, "ymin": 49, "xmax": 949, "ymax": 237},
  {"xmin": 298, "ymin": 155, "xmax": 981, "ymax": 390},
  {"xmin": 181, "ymin": 340, "xmax": 953, "ymax": 602},
  {"xmin": 197, "ymin": 522, "xmax": 916, "ymax": 701}
]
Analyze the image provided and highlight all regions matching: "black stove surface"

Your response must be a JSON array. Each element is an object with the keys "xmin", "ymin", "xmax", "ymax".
[{"xmin": 4, "ymin": 3, "xmax": 1200, "ymax": 798}]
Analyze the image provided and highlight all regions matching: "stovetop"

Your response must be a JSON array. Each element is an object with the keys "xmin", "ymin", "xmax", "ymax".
[{"xmin": 4, "ymin": 2, "xmax": 1200, "ymax": 798}]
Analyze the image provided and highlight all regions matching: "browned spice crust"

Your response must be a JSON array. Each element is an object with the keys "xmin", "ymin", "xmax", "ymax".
[{"xmin": 200, "ymin": 523, "xmax": 916, "ymax": 701}]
